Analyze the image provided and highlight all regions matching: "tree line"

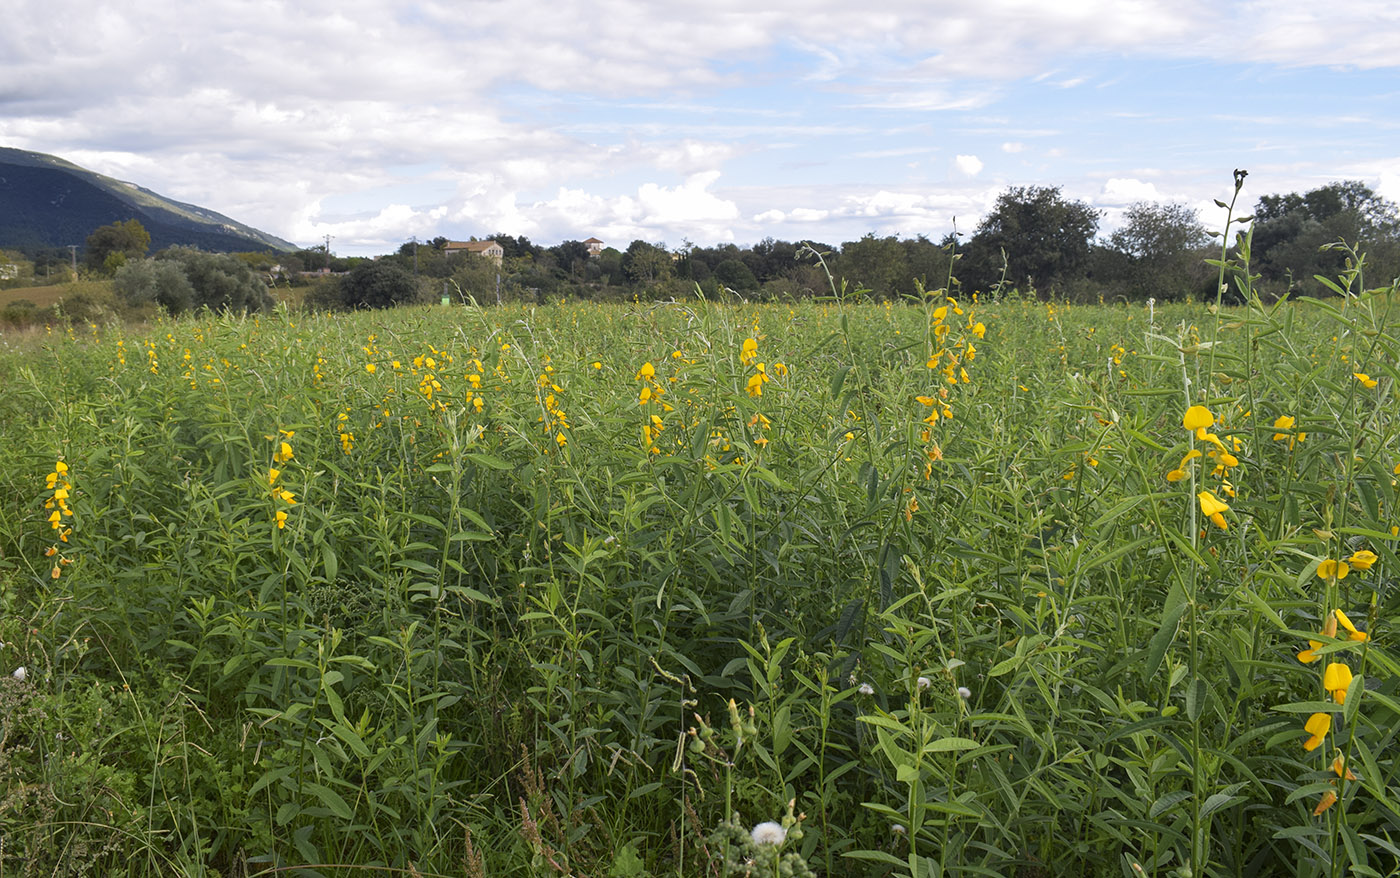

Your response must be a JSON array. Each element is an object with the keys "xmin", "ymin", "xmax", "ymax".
[
  {"xmin": 343, "ymin": 179, "xmax": 1399, "ymax": 308},
  {"xmin": 10, "ymin": 178, "xmax": 1398, "ymax": 322}
]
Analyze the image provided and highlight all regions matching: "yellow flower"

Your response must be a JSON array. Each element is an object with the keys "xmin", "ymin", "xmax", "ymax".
[
  {"xmin": 55, "ymin": 461, "xmax": 68, "ymax": 474},
  {"xmin": 275, "ymin": 510, "xmax": 288, "ymax": 529},
  {"xmin": 1198, "ymin": 491, "xmax": 1229, "ymax": 529},
  {"xmin": 639, "ymin": 386, "xmax": 653, "ymax": 405},
  {"xmin": 1316, "ymin": 559, "xmax": 1350, "ymax": 582},
  {"xmin": 635, "ymin": 362, "xmax": 655, "ymax": 381},
  {"xmin": 1354, "ymin": 372, "xmax": 1378, "ymax": 389},
  {"xmin": 1324, "ymin": 662, "xmax": 1354, "ymax": 704},
  {"xmin": 273, "ymin": 441, "xmax": 294, "ymax": 464},
  {"xmin": 556, "ymin": 432, "xmax": 567, "ymax": 447},
  {"xmin": 1334, "ymin": 610, "xmax": 1369, "ymax": 643},
  {"xmin": 971, "ymin": 322, "xmax": 986, "ymax": 338},
  {"xmin": 1348, "ymin": 550, "xmax": 1377, "ymax": 571},
  {"xmin": 1297, "ymin": 639, "xmax": 1324, "ymax": 664},
  {"xmin": 740, "ymin": 338, "xmax": 758, "ymax": 366},
  {"xmin": 1303, "ymin": 712, "xmax": 1331, "ymax": 751},
  {"xmin": 277, "ymin": 489, "xmax": 296, "ymax": 505},
  {"xmin": 745, "ymin": 372, "xmax": 767, "ymax": 397},
  {"xmin": 365, "ymin": 363, "xmax": 377, "ymax": 373},
  {"xmin": 591, "ymin": 361, "xmax": 602, "ymax": 370},
  {"xmin": 1183, "ymin": 405, "xmax": 1215, "ymax": 434},
  {"xmin": 268, "ymin": 467, "xmax": 281, "ymax": 485}
]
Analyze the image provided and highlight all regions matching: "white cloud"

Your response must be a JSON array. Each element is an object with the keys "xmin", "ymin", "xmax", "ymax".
[
  {"xmin": 4, "ymin": 0, "xmax": 1400, "ymax": 253},
  {"xmin": 1101, "ymin": 178, "xmax": 1163, "ymax": 203},
  {"xmin": 954, "ymin": 155, "xmax": 984, "ymax": 177}
]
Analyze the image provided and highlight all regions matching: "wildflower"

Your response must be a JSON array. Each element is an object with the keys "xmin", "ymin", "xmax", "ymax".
[
  {"xmin": 1354, "ymin": 372, "xmax": 1378, "ymax": 389},
  {"xmin": 1323, "ymin": 662, "xmax": 1354, "ymax": 704},
  {"xmin": 1197, "ymin": 491, "xmax": 1229, "ymax": 530},
  {"xmin": 957, "ymin": 686, "xmax": 972, "ymax": 699},
  {"xmin": 275, "ymin": 510, "xmax": 288, "ymax": 529},
  {"xmin": 556, "ymin": 432, "xmax": 567, "ymax": 447},
  {"xmin": 1348, "ymin": 550, "xmax": 1377, "ymax": 571},
  {"xmin": 858, "ymin": 682, "xmax": 874, "ymax": 695},
  {"xmin": 751, "ymin": 821, "xmax": 786, "ymax": 846},
  {"xmin": 1166, "ymin": 449, "xmax": 1202, "ymax": 482},
  {"xmin": 1313, "ymin": 788, "xmax": 1338, "ymax": 816},
  {"xmin": 1303, "ymin": 712, "xmax": 1331, "ymax": 751},
  {"xmin": 635, "ymin": 362, "xmax": 655, "ymax": 381},
  {"xmin": 591, "ymin": 361, "xmax": 601, "ymax": 370},
  {"xmin": 1316, "ymin": 559, "xmax": 1350, "ymax": 582},
  {"xmin": 11, "ymin": 667, "xmax": 25, "ymax": 681},
  {"xmin": 740, "ymin": 338, "xmax": 758, "ymax": 366},
  {"xmin": 917, "ymin": 676, "xmax": 931, "ymax": 690},
  {"xmin": 1183, "ymin": 405, "xmax": 1215, "ymax": 436},
  {"xmin": 273, "ymin": 441, "xmax": 294, "ymax": 464},
  {"xmin": 1334, "ymin": 610, "xmax": 1369, "ymax": 643},
  {"xmin": 1332, "ymin": 756, "xmax": 1358, "ymax": 781},
  {"xmin": 365, "ymin": 363, "xmax": 376, "ymax": 373}
]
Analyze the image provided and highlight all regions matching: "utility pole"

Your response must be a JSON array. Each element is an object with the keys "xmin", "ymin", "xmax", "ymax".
[
  {"xmin": 67, "ymin": 245, "xmax": 78, "ymax": 275},
  {"xmin": 323, "ymin": 235, "xmax": 333, "ymax": 273},
  {"xmin": 410, "ymin": 236, "xmax": 418, "ymax": 277}
]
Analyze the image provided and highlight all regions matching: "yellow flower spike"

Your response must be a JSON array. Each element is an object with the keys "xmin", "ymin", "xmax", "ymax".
[
  {"xmin": 1334, "ymin": 610, "xmax": 1369, "ymax": 642},
  {"xmin": 1303, "ymin": 712, "xmax": 1331, "ymax": 751},
  {"xmin": 1183, "ymin": 405, "xmax": 1215, "ymax": 432},
  {"xmin": 1354, "ymin": 372, "xmax": 1378, "ymax": 389},
  {"xmin": 1348, "ymin": 550, "xmax": 1377, "ymax": 571},
  {"xmin": 1297, "ymin": 640, "xmax": 1324, "ymax": 664},
  {"xmin": 1316, "ymin": 560, "xmax": 1349, "ymax": 582},
  {"xmin": 1323, "ymin": 663, "xmax": 1354, "ymax": 703}
]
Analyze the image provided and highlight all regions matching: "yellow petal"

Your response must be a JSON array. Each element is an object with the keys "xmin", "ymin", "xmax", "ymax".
[
  {"xmin": 1198, "ymin": 491, "xmax": 1229, "ymax": 516},
  {"xmin": 1183, "ymin": 405, "xmax": 1215, "ymax": 431},
  {"xmin": 1348, "ymin": 550, "xmax": 1377, "ymax": 571},
  {"xmin": 1303, "ymin": 713, "xmax": 1331, "ymax": 751},
  {"xmin": 1323, "ymin": 662, "xmax": 1353, "ymax": 693}
]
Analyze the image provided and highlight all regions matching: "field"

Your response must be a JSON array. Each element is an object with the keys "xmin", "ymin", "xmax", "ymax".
[{"xmin": 1, "ymin": 272, "xmax": 1398, "ymax": 877}]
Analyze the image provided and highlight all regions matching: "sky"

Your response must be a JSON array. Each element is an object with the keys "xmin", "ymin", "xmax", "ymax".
[{"xmin": 3, "ymin": 1, "xmax": 1399, "ymax": 257}]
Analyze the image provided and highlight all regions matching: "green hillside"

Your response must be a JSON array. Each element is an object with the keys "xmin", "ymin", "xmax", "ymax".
[{"xmin": 0, "ymin": 147, "xmax": 295, "ymax": 254}]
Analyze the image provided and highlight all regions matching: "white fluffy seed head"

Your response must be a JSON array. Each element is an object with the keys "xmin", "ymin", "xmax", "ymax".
[
  {"xmin": 957, "ymin": 686, "xmax": 971, "ymax": 699},
  {"xmin": 858, "ymin": 682, "xmax": 874, "ymax": 695},
  {"xmin": 751, "ymin": 821, "xmax": 786, "ymax": 846},
  {"xmin": 12, "ymin": 666, "xmax": 26, "ymax": 681}
]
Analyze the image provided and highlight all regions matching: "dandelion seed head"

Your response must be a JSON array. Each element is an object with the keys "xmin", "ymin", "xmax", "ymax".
[{"xmin": 751, "ymin": 821, "xmax": 786, "ymax": 846}]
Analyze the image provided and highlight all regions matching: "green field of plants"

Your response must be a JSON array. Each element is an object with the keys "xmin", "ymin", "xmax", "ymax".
[{"xmin": 1, "ymin": 249, "xmax": 1398, "ymax": 877}]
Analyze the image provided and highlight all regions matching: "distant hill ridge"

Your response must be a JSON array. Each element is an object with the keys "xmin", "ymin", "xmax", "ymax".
[{"xmin": 0, "ymin": 147, "xmax": 295, "ymax": 254}]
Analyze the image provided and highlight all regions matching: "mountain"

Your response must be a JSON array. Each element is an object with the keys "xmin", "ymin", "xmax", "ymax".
[{"xmin": 0, "ymin": 147, "xmax": 296, "ymax": 254}]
